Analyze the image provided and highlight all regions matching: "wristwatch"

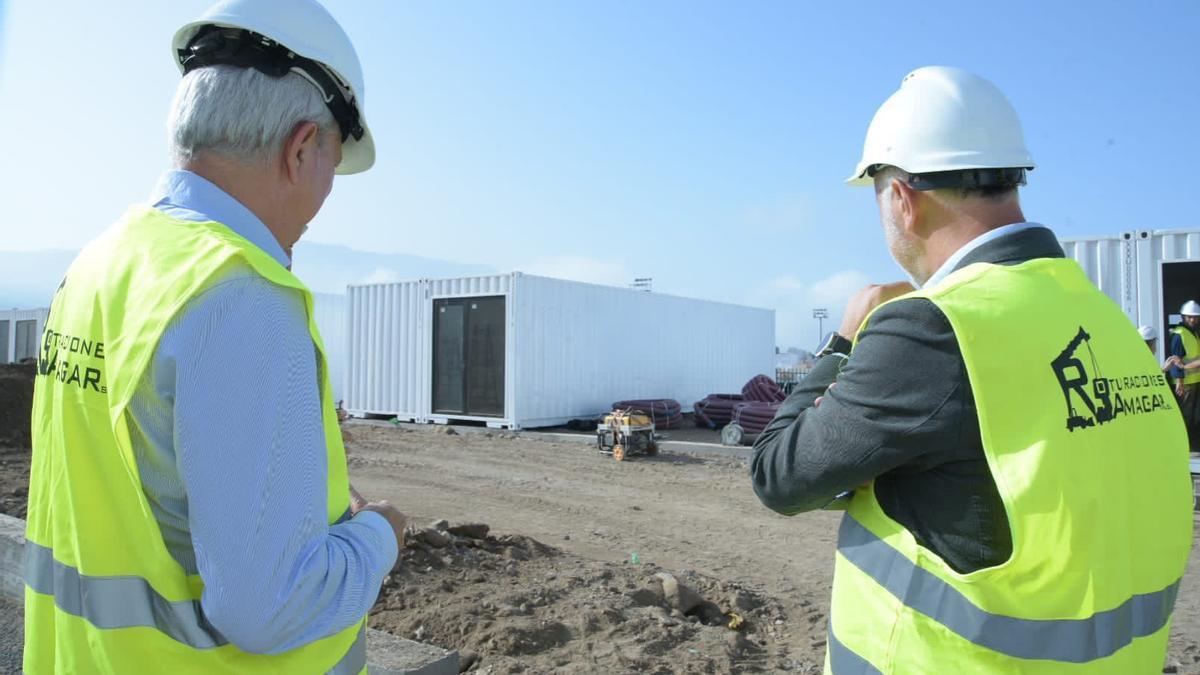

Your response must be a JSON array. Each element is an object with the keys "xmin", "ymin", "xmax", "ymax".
[{"xmin": 816, "ymin": 331, "xmax": 853, "ymax": 357}]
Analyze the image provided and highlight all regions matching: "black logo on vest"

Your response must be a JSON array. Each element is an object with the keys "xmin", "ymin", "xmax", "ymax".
[
  {"xmin": 36, "ymin": 274, "xmax": 107, "ymax": 395},
  {"xmin": 1051, "ymin": 326, "xmax": 1170, "ymax": 432}
]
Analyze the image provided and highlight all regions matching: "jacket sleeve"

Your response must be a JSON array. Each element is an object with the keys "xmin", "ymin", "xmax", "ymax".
[
  {"xmin": 165, "ymin": 273, "xmax": 397, "ymax": 654},
  {"xmin": 1169, "ymin": 332, "xmax": 1186, "ymax": 380},
  {"xmin": 750, "ymin": 297, "xmax": 968, "ymax": 515}
]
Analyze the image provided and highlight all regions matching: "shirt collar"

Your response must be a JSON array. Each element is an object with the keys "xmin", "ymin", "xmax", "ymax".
[
  {"xmin": 922, "ymin": 222, "xmax": 1042, "ymax": 289},
  {"xmin": 150, "ymin": 170, "xmax": 291, "ymax": 268}
]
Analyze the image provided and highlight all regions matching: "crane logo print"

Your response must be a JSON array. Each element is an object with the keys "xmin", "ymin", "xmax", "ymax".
[{"xmin": 1051, "ymin": 326, "xmax": 1171, "ymax": 432}]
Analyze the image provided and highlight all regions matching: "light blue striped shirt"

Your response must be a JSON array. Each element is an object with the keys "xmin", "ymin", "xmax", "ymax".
[{"xmin": 126, "ymin": 170, "xmax": 397, "ymax": 654}]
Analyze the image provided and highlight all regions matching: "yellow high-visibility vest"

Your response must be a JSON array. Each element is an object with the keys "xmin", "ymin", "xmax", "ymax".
[
  {"xmin": 24, "ymin": 206, "xmax": 366, "ymax": 674},
  {"xmin": 1170, "ymin": 326, "xmax": 1200, "ymax": 385},
  {"xmin": 828, "ymin": 258, "xmax": 1193, "ymax": 674}
]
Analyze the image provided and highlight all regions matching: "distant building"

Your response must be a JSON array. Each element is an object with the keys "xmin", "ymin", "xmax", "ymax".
[
  {"xmin": 343, "ymin": 273, "xmax": 776, "ymax": 429},
  {"xmin": 0, "ymin": 307, "xmax": 49, "ymax": 364}
]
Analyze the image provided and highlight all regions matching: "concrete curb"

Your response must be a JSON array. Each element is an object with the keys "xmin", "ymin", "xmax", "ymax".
[
  {"xmin": 0, "ymin": 513, "xmax": 457, "ymax": 675},
  {"xmin": 0, "ymin": 514, "xmax": 25, "ymax": 601}
]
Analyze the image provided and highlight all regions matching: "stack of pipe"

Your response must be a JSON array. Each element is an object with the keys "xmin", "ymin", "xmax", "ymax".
[
  {"xmin": 693, "ymin": 394, "xmax": 745, "ymax": 429},
  {"xmin": 741, "ymin": 374, "xmax": 786, "ymax": 403},
  {"xmin": 731, "ymin": 401, "xmax": 782, "ymax": 438},
  {"xmin": 611, "ymin": 398, "xmax": 684, "ymax": 429}
]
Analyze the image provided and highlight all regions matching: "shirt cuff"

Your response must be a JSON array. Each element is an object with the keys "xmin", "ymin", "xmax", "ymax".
[{"xmin": 349, "ymin": 510, "xmax": 400, "ymax": 568}]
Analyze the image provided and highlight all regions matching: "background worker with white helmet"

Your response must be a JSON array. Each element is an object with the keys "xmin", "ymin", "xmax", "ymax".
[
  {"xmin": 1139, "ymin": 325, "xmax": 1181, "ymax": 373},
  {"xmin": 1168, "ymin": 301, "xmax": 1200, "ymax": 448},
  {"xmin": 751, "ymin": 66, "xmax": 1193, "ymax": 672},
  {"xmin": 23, "ymin": 0, "xmax": 405, "ymax": 672},
  {"xmin": 1140, "ymin": 325, "xmax": 1159, "ymax": 352}
]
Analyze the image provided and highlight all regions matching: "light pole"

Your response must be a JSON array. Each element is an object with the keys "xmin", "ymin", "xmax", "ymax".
[{"xmin": 813, "ymin": 308, "xmax": 828, "ymax": 343}]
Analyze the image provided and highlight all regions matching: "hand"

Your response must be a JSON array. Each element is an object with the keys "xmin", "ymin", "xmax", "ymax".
[
  {"xmin": 1176, "ymin": 381, "xmax": 1186, "ymax": 397},
  {"xmin": 838, "ymin": 282, "xmax": 917, "ymax": 340},
  {"xmin": 813, "ymin": 382, "xmax": 837, "ymax": 409},
  {"xmin": 349, "ymin": 484, "xmax": 368, "ymax": 514},
  {"xmin": 358, "ymin": 499, "xmax": 408, "ymax": 549}
]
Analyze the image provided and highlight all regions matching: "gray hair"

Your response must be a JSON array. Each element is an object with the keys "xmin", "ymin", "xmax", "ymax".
[{"xmin": 167, "ymin": 65, "xmax": 338, "ymax": 167}]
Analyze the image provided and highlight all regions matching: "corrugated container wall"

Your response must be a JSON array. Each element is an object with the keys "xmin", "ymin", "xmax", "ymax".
[
  {"xmin": 1061, "ymin": 228, "xmax": 1200, "ymax": 359},
  {"xmin": 345, "ymin": 273, "xmax": 775, "ymax": 429},
  {"xmin": 0, "ymin": 307, "xmax": 50, "ymax": 364},
  {"xmin": 511, "ymin": 275, "xmax": 773, "ymax": 427},
  {"xmin": 346, "ymin": 281, "xmax": 428, "ymax": 420},
  {"xmin": 311, "ymin": 293, "xmax": 347, "ymax": 403}
]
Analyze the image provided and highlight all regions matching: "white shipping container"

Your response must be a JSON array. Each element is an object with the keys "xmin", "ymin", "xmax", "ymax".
[
  {"xmin": 0, "ymin": 307, "xmax": 50, "ymax": 364},
  {"xmin": 1061, "ymin": 228, "xmax": 1200, "ymax": 359},
  {"xmin": 345, "ymin": 273, "xmax": 775, "ymax": 429},
  {"xmin": 311, "ymin": 293, "xmax": 348, "ymax": 403}
]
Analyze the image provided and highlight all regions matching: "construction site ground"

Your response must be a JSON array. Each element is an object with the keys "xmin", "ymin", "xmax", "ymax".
[
  {"xmin": 1, "ymin": 359, "xmax": 1198, "ymax": 672},
  {"xmin": 346, "ymin": 422, "xmax": 1200, "ymax": 674}
]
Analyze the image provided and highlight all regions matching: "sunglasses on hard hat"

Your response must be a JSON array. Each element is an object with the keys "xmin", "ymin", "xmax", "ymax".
[{"xmin": 176, "ymin": 25, "xmax": 364, "ymax": 144}]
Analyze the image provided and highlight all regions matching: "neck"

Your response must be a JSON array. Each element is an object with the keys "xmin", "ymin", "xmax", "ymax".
[
  {"xmin": 183, "ymin": 155, "xmax": 293, "ymax": 251},
  {"xmin": 919, "ymin": 198, "xmax": 1026, "ymax": 282}
]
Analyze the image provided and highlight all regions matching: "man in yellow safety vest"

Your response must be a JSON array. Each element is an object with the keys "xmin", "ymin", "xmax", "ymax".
[
  {"xmin": 24, "ymin": 1, "xmax": 407, "ymax": 672},
  {"xmin": 1168, "ymin": 301, "xmax": 1200, "ymax": 449},
  {"xmin": 751, "ymin": 66, "xmax": 1194, "ymax": 673}
]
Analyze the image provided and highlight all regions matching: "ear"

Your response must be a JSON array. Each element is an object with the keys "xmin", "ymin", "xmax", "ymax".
[
  {"xmin": 282, "ymin": 121, "xmax": 321, "ymax": 185},
  {"xmin": 892, "ymin": 179, "xmax": 923, "ymax": 236}
]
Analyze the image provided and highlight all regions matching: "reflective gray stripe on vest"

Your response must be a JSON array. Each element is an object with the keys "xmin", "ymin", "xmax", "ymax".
[
  {"xmin": 27, "ymin": 540, "xmax": 368, "ymax": 672},
  {"xmin": 828, "ymin": 626, "xmax": 882, "ymax": 675},
  {"xmin": 25, "ymin": 540, "xmax": 228, "ymax": 649},
  {"xmin": 838, "ymin": 516, "xmax": 1181, "ymax": 663}
]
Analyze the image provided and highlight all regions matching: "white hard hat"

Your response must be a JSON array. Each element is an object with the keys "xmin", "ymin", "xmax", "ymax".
[
  {"xmin": 173, "ymin": 0, "xmax": 375, "ymax": 174},
  {"xmin": 1139, "ymin": 325, "xmax": 1157, "ymax": 341},
  {"xmin": 1181, "ymin": 301, "xmax": 1200, "ymax": 317},
  {"xmin": 848, "ymin": 66, "xmax": 1035, "ymax": 186}
]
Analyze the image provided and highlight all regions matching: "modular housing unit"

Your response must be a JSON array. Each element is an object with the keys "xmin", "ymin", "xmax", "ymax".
[
  {"xmin": 1061, "ymin": 228, "xmax": 1200, "ymax": 359},
  {"xmin": 345, "ymin": 273, "xmax": 775, "ymax": 429},
  {"xmin": 0, "ymin": 307, "xmax": 50, "ymax": 364}
]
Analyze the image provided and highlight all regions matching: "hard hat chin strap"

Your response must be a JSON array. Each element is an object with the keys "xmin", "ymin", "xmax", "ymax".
[{"xmin": 178, "ymin": 25, "xmax": 364, "ymax": 144}]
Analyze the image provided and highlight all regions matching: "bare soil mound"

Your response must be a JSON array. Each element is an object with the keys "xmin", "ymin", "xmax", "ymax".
[
  {"xmin": 371, "ymin": 519, "xmax": 824, "ymax": 673},
  {"xmin": 0, "ymin": 363, "xmax": 34, "ymax": 449}
]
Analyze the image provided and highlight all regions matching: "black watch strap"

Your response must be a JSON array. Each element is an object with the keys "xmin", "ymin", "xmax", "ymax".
[{"xmin": 816, "ymin": 331, "xmax": 853, "ymax": 357}]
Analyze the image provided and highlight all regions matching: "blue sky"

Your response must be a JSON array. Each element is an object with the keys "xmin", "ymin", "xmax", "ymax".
[{"xmin": 1, "ymin": 1, "xmax": 1198, "ymax": 347}]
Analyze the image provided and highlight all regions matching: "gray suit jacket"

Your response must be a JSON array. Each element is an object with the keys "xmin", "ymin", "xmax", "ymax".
[{"xmin": 750, "ymin": 226, "xmax": 1065, "ymax": 573}]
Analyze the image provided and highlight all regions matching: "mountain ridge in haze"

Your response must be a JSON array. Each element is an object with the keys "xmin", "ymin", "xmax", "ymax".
[{"xmin": 0, "ymin": 242, "xmax": 494, "ymax": 309}]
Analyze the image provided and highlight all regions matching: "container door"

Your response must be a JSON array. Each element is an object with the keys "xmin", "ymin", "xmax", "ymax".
[
  {"xmin": 0, "ymin": 320, "xmax": 8, "ymax": 363},
  {"xmin": 432, "ymin": 296, "xmax": 506, "ymax": 417},
  {"xmin": 432, "ymin": 301, "xmax": 466, "ymax": 413},
  {"xmin": 14, "ymin": 320, "xmax": 37, "ymax": 362},
  {"xmin": 465, "ymin": 297, "xmax": 505, "ymax": 416},
  {"xmin": 1160, "ymin": 261, "xmax": 1200, "ymax": 354}
]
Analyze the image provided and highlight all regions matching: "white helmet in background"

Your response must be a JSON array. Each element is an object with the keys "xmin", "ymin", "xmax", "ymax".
[
  {"xmin": 1180, "ymin": 301, "xmax": 1200, "ymax": 317},
  {"xmin": 848, "ymin": 66, "xmax": 1034, "ymax": 189},
  {"xmin": 1138, "ymin": 325, "xmax": 1157, "ymax": 341},
  {"xmin": 172, "ymin": 0, "xmax": 375, "ymax": 174}
]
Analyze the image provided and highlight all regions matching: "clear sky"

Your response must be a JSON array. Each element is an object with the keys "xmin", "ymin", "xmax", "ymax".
[{"xmin": 1, "ymin": 1, "xmax": 1198, "ymax": 347}]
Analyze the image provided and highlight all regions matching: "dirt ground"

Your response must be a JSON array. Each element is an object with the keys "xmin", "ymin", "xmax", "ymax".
[
  {"xmin": 0, "ymin": 355, "xmax": 1198, "ymax": 672},
  {"xmin": 0, "ymin": 364, "xmax": 33, "ymax": 519},
  {"xmin": 347, "ymin": 423, "xmax": 1200, "ymax": 674}
]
